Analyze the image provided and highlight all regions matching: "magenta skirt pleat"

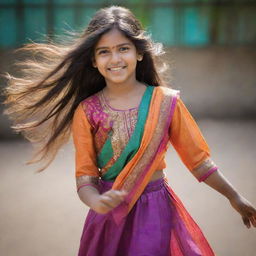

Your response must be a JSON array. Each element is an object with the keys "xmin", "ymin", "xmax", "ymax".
[{"xmin": 78, "ymin": 177, "xmax": 174, "ymax": 256}]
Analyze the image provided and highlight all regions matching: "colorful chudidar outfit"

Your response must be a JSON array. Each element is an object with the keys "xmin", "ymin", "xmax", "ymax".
[{"xmin": 72, "ymin": 85, "xmax": 218, "ymax": 256}]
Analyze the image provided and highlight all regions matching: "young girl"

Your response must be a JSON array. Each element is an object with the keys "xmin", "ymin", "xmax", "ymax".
[{"xmin": 3, "ymin": 5, "xmax": 256, "ymax": 256}]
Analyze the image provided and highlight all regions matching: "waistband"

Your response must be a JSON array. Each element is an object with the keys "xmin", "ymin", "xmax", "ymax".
[{"xmin": 99, "ymin": 177, "xmax": 166, "ymax": 194}]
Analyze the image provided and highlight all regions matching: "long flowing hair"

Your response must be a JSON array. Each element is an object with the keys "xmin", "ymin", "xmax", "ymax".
[{"xmin": 2, "ymin": 5, "xmax": 170, "ymax": 172}]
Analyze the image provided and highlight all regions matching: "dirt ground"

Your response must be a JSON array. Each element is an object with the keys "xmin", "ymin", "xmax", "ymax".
[{"xmin": 0, "ymin": 119, "xmax": 255, "ymax": 256}]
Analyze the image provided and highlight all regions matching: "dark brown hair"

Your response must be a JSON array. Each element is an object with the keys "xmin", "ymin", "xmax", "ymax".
[{"xmin": 2, "ymin": 5, "xmax": 169, "ymax": 172}]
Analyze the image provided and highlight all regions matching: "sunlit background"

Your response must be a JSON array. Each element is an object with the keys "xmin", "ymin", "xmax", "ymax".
[{"xmin": 0, "ymin": 1, "xmax": 256, "ymax": 255}]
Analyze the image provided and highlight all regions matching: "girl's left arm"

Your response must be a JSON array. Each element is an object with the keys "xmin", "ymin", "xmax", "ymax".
[
  {"xmin": 170, "ymin": 97, "xmax": 256, "ymax": 229},
  {"xmin": 202, "ymin": 169, "xmax": 256, "ymax": 229}
]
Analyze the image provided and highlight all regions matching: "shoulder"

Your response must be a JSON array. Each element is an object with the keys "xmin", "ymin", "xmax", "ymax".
[
  {"xmin": 156, "ymin": 86, "xmax": 180, "ymax": 99},
  {"xmin": 73, "ymin": 93, "xmax": 99, "ymax": 126},
  {"xmin": 80, "ymin": 92, "xmax": 101, "ymax": 111},
  {"xmin": 77, "ymin": 92, "xmax": 102, "ymax": 118},
  {"xmin": 155, "ymin": 86, "xmax": 181, "ymax": 108},
  {"xmin": 76, "ymin": 91, "xmax": 104, "ymax": 129},
  {"xmin": 72, "ymin": 103, "xmax": 91, "ymax": 132}
]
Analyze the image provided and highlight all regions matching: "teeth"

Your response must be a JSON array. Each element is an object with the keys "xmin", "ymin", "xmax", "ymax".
[{"xmin": 109, "ymin": 67, "xmax": 124, "ymax": 71}]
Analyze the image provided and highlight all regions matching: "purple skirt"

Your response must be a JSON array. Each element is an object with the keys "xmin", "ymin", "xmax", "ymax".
[{"xmin": 78, "ymin": 177, "xmax": 174, "ymax": 256}]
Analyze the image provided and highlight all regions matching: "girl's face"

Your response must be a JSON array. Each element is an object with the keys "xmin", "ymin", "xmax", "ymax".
[{"xmin": 93, "ymin": 28, "xmax": 142, "ymax": 87}]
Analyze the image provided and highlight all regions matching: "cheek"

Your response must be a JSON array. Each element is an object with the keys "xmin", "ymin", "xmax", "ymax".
[
  {"xmin": 126, "ymin": 53, "xmax": 138, "ymax": 66},
  {"xmin": 95, "ymin": 58, "xmax": 107, "ymax": 70}
]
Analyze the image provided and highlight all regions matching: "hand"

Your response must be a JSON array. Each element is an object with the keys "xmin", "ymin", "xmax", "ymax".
[
  {"xmin": 92, "ymin": 189, "xmax": 128, "ymax": 214},
  {"xmin": 229, "ymin": 194, "xmax": 256, "ymax": 229}
]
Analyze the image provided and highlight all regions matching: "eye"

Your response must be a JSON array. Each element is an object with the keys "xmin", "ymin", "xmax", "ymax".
[
  {"xmin": 98, "ymin": 49, "xmax": 109, "ymax": 55},
  {"xmin": 119, "ymin": 46, "xmax": 129, "ymax": 52}
]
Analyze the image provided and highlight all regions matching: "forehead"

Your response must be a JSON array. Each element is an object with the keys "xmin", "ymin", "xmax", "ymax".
[{"xmin": 95, "ymin": 29, "xmax": 134, "ymax": 49}]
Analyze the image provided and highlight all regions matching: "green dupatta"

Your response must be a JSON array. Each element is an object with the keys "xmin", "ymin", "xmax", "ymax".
[{"xmin": 97, "ymin": 85, "xmax": 154, "ymax": 181}]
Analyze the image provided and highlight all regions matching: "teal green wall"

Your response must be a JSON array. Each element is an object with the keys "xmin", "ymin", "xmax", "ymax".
[{"xmin": 0, "ymin": 0, "xmax": 255, "ymax": 48}]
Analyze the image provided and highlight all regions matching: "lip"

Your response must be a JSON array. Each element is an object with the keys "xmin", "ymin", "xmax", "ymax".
[{"xmin": 107, "ymin": 66, "xmax": 126, "ymax": 71}]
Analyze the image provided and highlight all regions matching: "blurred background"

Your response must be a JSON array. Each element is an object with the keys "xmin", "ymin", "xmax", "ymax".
[{"xmin": 0, "ymin": 0, "xmax": 255, "ymax": 255}]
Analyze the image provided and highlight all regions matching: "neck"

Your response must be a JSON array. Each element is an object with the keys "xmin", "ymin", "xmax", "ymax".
[{"xmin": 104, "ymin": 79, "xmax": 145, "ymax": 97}]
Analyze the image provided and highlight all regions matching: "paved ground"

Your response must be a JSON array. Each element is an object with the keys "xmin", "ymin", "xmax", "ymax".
[{"xmin": 0, "ymin": 119, "xmax": 255, "ymax": 256}]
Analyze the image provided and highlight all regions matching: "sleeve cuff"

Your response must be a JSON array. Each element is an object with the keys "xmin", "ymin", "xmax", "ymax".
[
  {"xmin": 191, "ymin": 158, "xmax": 218, "ymax": 182},
  {"xmin": 76, "ymin": 175, "xmax": 99, "ymax": 191},
  {"xmin": 198, "ymin": 166, "xmax": 218, "ymax": 182}
]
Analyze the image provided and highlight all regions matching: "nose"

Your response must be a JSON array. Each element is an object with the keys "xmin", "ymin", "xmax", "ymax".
[{"xmin": 110, "ymin": 51, "xmax": 121, "ymax": 64}]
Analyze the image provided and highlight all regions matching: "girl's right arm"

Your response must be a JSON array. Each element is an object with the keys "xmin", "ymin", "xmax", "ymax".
[
  {"xmin": 72, "ymin": 103, "xmax": 127, "ymax": 214},
  {"xmin": 78, "ymin": 186, "xmax": 127, "ymax": 214}
]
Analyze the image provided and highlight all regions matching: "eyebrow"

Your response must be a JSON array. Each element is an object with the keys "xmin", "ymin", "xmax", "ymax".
[{"xmin": 95, "ymin": 43, "xmax": 132, "ymax": 52}]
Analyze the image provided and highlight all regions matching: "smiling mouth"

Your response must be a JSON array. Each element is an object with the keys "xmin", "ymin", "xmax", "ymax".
[{"xmin": 107, "ymin": 66, "xmax": 126, "ymax": 71}]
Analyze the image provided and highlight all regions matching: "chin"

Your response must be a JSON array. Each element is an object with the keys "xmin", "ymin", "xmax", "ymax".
[{"xmin": 107, "ymin": 78, "xmax": 129, "ymax": 84}]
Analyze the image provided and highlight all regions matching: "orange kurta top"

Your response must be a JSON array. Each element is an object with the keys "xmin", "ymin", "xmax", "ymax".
[{"xmin": 72, "ymin": 90, "xmax": 217, "ymax": 189}]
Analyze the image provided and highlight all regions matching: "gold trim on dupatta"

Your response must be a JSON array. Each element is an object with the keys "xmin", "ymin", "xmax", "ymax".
[{"xmin": 111, "ymin": 86, "xmax": 180, "ymax": 224}]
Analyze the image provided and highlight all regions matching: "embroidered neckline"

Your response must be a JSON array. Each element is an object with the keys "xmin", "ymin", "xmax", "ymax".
[{"xmin": 101, "ymin": 86, "xmax": 149, "ymax": 112}]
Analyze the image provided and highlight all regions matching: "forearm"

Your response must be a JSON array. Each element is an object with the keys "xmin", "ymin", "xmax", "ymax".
[
  {"xmin": 76, "ymin": 175, "xmax": 100, "ymax": 208},
  {"xmin": 77, "ymin": 184, "xmax": 127, "ymax": 215},
  {"xmin": 78, "ymin": 186, "xmax": 100, "ymax": 208},
  {"xmin": 203, "ymin": 169, "xmax": 240, "ymax": 200}
]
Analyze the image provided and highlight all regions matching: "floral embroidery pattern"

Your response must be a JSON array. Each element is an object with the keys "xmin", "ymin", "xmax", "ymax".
[{"xmin": 81, "ymin": 92, "xmax": 138, "ymax": 176}]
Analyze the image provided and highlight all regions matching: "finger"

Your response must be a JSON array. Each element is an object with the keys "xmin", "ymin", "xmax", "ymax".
[
  {"xmin": 242, "ymin": 216, "xmax": 251, "ymax": 229},
  {"xmin": 100, "ymin": 195, "xmax": 119, "ymax": 208},
  {"xmin": 115, "ymin": 190, "xmax": 128, "ymax": 199},
  {"xmin": 247, "ymin": 205, "xmax": 256, "ymax": 216},
  {"xmin": 119, "ymin": 189, "xmax": 128, "ymax": 195},
  {"xmin": 250, "ymin": 205, "xmax": 256, "ymax": 215},
  {"xmin": 100, "ymin": 190, "xmax": 127, "ymax": 209},
  {"xmin": 101, "ymin": 201, "xmax": 114, "ymax": 211},
  {"xmin": 104, "ymin": 189, "xmax": 126, "ymax": 196},
  {"xmin": 107, "ymin": 190, "xmax": 127, "ymax": 201},
  {"xmin": 253, "ymin": 215, "xmax": 256, "ymax": 226},
  {"xmin": 101, "ymin": 191, "xmax": 125, "ymax": 208},
  {"xmin": 107, "ymin": 192, "xmax": 126, "ymax": 206},
  {"xmin": 96, "ymin": 199, "xmax": 114, "ymax": 213},
  {"xmin": 245, "ymin": 207, "xmax": 256, "ymax": 228},
  {"xmin": 111, "ymin": 189, "xmax": 128, "ymax": 195},
  {"xmin": 249, "ymin": 215, "xmax": 256, "ymax": 228}
]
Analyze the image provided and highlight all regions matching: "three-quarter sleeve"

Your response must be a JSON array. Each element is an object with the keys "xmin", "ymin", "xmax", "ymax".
[
  {"xmin": 169, "ymin": 97, "xmax": 218, "ymax": 182},
  {"xmin": 72, "ymin": 103, "xmax": 100, "ymax": 191}
]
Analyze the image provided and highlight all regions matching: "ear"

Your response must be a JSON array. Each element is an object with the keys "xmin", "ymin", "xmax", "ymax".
[
  {"xmin": 137, "ymin": 54, "xmax": 143, "ymax": 61},
  {"xmin": 91, "ymin": 58, "xmax": 97, "ymax": 68}
]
